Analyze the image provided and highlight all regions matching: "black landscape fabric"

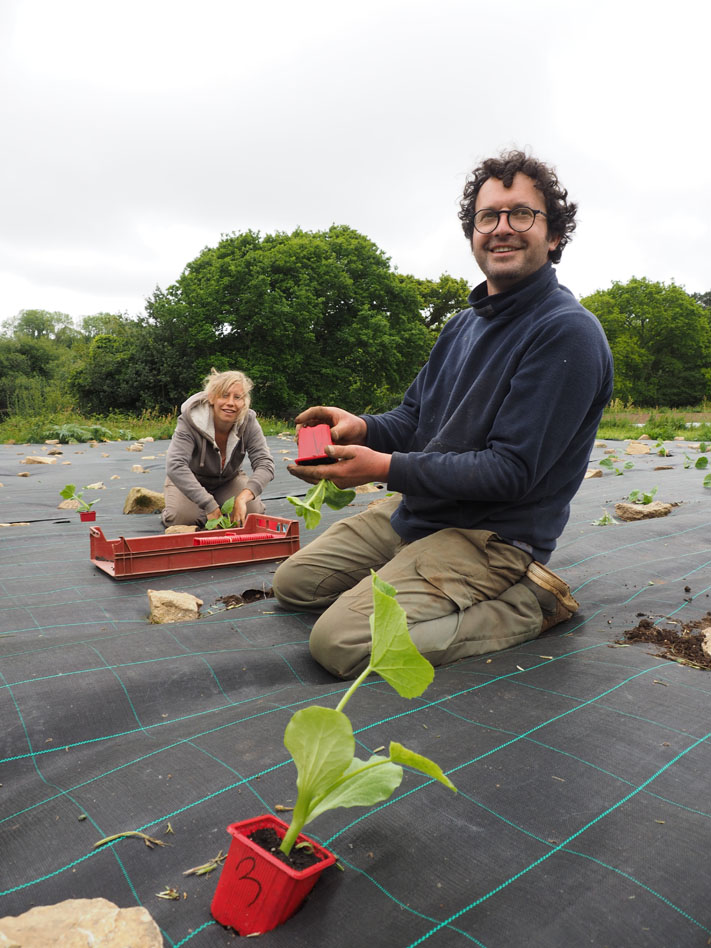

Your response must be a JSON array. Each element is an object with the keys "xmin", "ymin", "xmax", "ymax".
[{"xmin": 1, "ymin": 435, "xmax": 710, "ymax": 947}]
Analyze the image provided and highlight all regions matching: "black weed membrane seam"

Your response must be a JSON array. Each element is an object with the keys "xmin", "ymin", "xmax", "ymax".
[{"xmin": 1, "ymin": 439, "xmax": 710, "ymax": 947}]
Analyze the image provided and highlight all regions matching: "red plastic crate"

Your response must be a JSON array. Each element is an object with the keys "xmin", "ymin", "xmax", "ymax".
[
  {"xmin": 211, "ymin": 814, "xmax": 336, "ymax": 935},
  {"xmin": 89, "ymin": 514, "xmax": 299, "ymax": 580},
  {"xmin": 295, "ymin": 424, "xmax": 337, "ymax": 465}
]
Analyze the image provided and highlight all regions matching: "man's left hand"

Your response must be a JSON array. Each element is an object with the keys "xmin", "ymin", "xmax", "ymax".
[{"xmin": 287, "ymin": 444, "xmax": 391, "ymax": 489}]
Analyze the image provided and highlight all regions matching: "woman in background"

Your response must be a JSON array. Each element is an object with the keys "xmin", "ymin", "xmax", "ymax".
[{"xmin": 162, "ymin": 369, "xmax": 275, "ymax": 529}]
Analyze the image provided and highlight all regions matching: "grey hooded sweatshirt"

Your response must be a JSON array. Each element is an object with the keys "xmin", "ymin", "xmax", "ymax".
[{"xmin": 165, "ymin": 392, "xmax": 275, "ymax": 514}]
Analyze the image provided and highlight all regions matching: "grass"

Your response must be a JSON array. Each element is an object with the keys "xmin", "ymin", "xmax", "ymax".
[
  {"xmin": 3, "ymin": 402, "xmax": 711, "ymax": 445},
  {"xmin": 0, "ymin": 409, "xmax": 294, "ymax": 444}
]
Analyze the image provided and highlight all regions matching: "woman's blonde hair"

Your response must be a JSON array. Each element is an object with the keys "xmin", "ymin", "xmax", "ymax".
[{"xmin": 203, "ymin": 369, "xmax": 253, "ymax": 425}]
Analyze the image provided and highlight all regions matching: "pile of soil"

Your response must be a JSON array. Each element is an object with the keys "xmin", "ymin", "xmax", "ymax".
[
  {"xmin": 249, "ymin": 827, "xmax": 322, "ymax": 871},
  {"xmin": 620, "ymin": 614, "xmax": 711, "ymax": 670},
  {"xmin": 217, "ymin": 588, "xmax": 274, "ymax": 607}
]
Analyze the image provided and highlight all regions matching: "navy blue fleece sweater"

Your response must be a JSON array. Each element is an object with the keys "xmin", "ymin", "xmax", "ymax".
[{"xmin": 362, "ymin": 263, "xmax": 613, "ymax": 562}]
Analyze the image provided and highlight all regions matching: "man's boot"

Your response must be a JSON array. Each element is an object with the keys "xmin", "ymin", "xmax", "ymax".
[{"xmin": 520, "ymin": 561, "xmax": 579, "ymax": 633}]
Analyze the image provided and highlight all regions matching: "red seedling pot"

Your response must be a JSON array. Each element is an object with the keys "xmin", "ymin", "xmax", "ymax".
[
  {"xmin": 211, "ymin": 814, "xmax": 336, "ymax": 935},
  {"xmin": 79, "ymin": 510, "xmax": 96, "ymax": 522}
]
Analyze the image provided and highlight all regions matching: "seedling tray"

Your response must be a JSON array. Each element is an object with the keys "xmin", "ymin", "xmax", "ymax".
[{"xmin": 89, "ymin": 514, "xmax": 299, "ymax": 580}]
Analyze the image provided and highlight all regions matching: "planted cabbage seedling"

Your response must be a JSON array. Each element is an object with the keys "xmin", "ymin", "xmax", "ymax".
[
  {"xmin": 205, "ymin": 496, "xmax": 235, "ymax": 530},
  {"xmin": 278, "ymin": 571, "xmax": 456, "ymax": 857}
]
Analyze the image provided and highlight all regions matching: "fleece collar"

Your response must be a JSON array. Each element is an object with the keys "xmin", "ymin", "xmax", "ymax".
[{"xmin": 468, "ymin": 262, "xmax": 558, "ymax": 321}]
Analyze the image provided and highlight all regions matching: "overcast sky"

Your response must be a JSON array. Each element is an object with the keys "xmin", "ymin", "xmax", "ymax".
[{"xmin": 1, "ymin": 0, "xmax": 709, "ymax": 324}]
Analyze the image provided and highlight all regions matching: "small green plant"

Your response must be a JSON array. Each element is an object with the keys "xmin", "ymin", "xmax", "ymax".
[
  {"xmin": 695, "ymin": 456, "xmax": 709, "ymax": 470},
  {"xmin": 59, "ymin": 483, "xmax": 100, "ymax": 512},
  {"xmin": 592, "ymin": 509, "xmax": 618, "ymax": 525},
  {"xmin": 287, "ymin": 479, "xmax": 356, "ymax": 529},
  {"xmin": 704, "ymin": 474, "xmax": 711, "ymax": 489},
  {"xmin": 627, "ymin": 486, "xmax": 658, "ymax": 505},
  {"xmin": 205, "ymin": 496, "xmax": 235, "ymax": 530},
  {"xmin": 278, "ymin": 571, "xmax": 456, "ymax": 856},
  {"xmin": 684, "ymin": 454, "xmax": 693, "ymax": 469},
  {"xmin": 700, "ymin": 442, "xmax": 708, "ymax": 453},
  {"xmin": 598, "ymin": 457, "xmax": 634, "ymax": 476},
  {"xmin": 655, "ymin": 441, "xmax": 671, "ymax": 457}
]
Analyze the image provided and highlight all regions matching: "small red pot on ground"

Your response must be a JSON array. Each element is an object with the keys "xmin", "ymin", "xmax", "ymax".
[
  {"xmin": 211, "ymin": 814, "xmax": 336, "ymax": 935},
  {"xmin": 79, "ymin": 510, "xmax": 96, "ymax": 522}
]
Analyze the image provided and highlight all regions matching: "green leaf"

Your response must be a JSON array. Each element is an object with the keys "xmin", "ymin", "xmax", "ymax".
[
  {"xmin": 368, "ymin": 571, "xmax": 434, "ymax": 698},
  {"xmin": 287, "ymin": 480, "xmax": 354, "ymax": 529},
  {"xmin": 60, "ymin": 484, "xmax": 76, "ymax": 500},
  {"xmin": 704, "ymin": 474, "xmax": 711, "ymax": 488},
  {"xmin": 284, "ymin": 706, "xmax": 354, "ymax": 817},
  {"xmin": 695, "ymin": 456, "xmax": 708, "ymax": 469},
  {"xmin": 628, "ymin": 489, "xmax": 640, "ymax": 502},
  {"xmin": 389, "ymin": 742, "xmax": 457, "ymax": 792},
  {"xmin": 307, "ymin": 755, "xmax": 403, "ymax": 821},
  {"xmin": 322, "ymin": 480, "xmax": 356, "ymax": 510},
  {"xmin": 221, "ymin": 495, "xmax": 235, "ymax": 516},
  {"xmin": 598, "ymin": 458, "xmax": 614, "ymax": 469},
  {"xmin": 287, "ymin": 480, "xmax": 327, "ymax": 529}
]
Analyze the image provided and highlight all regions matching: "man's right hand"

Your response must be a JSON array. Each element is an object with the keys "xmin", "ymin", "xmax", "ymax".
[{"xmin": 294, "ymin": 406, "xmax": 368, "ymax": 446}]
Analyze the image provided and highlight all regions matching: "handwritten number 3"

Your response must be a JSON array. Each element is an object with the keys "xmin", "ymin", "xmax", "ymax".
[{"xmin": 235, "ymin": 856, "xmax": 262, "ymax": 906}]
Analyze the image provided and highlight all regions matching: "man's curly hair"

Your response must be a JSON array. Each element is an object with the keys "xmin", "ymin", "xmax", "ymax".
[{"xmin": 458, "ymin": 150, "xmax": 577, "ymax": 264}]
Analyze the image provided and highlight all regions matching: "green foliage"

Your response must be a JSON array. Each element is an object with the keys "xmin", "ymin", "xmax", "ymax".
[
  {"xmin": 45, "ymin": 423, "xmax": 115, "ymax": 443},
  {"xmin": 704, "ymin": 474, "xmax": 711, "ymax": 489},
  {"xmin": 68, "ymin": 318, "xmax": 156, "ymax": 415},
  {"xmin": 397, "ymin": 273, "xmax": 471, "ymax": 331},
  {"xmin": 628, "ymin": 486, "xmax": 658, "ymax": 504},
  {"xmin": 205, "ymin": 496, "xmax": 235, "ymax": 530},
  {"xmin": 279, "ymin": 572, "xmax": 455, "ymax": 856},
  {"xmin": 287, "ymin": 479, "xmax": 356, "ymax": 528},
  {"xmin": 592, "ymin": 510, "xmax": 617, "ymax": 525},
  {"xmin": 696, "ymin": 456, "xmax": 709, "ymax": 470},
  {"xmin": 59, "ymin": 483, "xmax": 100, "ymax": 512},
  {"xmin": 143, "ymin": 226, "xmax": 435, "ymax": 416},
  {"xmin": 598, "ymin": 457, "xmax": 634, "ymax": 475},
  {"xmin": 582, "ymin": 278, "xmax": 711, "ymax": 407}
]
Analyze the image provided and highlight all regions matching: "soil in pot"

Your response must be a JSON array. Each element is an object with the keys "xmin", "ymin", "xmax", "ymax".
[{"xmin": 248, "ymin": 826, "xmax": 322, "ymax": 871}]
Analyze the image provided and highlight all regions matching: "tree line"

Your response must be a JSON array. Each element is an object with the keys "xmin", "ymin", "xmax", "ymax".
[{"xmin": 2, "ymin": 224, "xmax": 710, "ymax": 420}]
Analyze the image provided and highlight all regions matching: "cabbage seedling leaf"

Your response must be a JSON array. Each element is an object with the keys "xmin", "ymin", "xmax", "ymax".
[
  {"xmin": 307, "ymin": 755, "xmax": 403, "ymax": 822},
  {"xmin": 369, "ymin": 574, "xmax": 434, "ymax": 698},
  {"xmin": 389, "ymin": 742, "xmax": 457, "ymax": 792}
]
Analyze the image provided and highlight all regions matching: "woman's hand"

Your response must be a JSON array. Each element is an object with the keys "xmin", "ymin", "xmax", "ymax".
[{"xmin": 232, "ymin": 488, "xmax": 255, "ymax": 526}]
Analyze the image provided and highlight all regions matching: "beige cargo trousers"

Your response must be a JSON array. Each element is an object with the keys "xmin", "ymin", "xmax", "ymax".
[{"xmin": 273, "ymin": 494, "xmax": 545, "ymax": 678}]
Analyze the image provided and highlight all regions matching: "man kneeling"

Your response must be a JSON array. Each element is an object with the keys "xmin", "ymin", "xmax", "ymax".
[{"xmin": 273, "ymin": 150, "xmax": 612, "ymax": 678}]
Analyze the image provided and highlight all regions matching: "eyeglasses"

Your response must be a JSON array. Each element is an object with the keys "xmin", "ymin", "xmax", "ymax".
[{"xmin": 473, "ymin": 207, "xmax": 547, "ymax": 234}]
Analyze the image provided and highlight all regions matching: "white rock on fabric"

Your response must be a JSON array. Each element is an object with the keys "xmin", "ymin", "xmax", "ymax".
[
  {"xmin": 127, "ymin": 443, "xmax": 144, "ymax": 452},
  {"xmin": 148, "ymin": 589, "xmax": 202, "ymax": 623},
  {"xmin": 123, "ymin": 487, "xmax": 165, "ymax": 514},
  {"xmin": 702, "ymin": 630, "xmax": 711, "ymax": 660},
  {"xmin": 625, "ymin": 442, "xmax": 651, "ymax": 455},
  {"xmin": 584, "ymin": 469, "xmax": 603, "ymax": 479},
  {"xmin": 614, "ymin": 501, "xmax": 673, "ymax": 521},
  {"xmin": 21, "ymin": 456, "xmax": 56, "ymax": 465},
  {"xmin": 0, "ymin": 897, "xmax": 163, "ymax": 947}
]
